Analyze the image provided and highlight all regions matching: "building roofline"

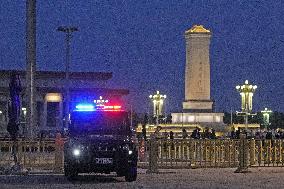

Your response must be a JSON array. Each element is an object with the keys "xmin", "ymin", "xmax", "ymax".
[
  {"xmin": 0, "ymin": 86, "xmax": 129, "ymax": 96},
  {"xmin": 0, "ymin": 70, "xmax": 112, "ymax": 80}
]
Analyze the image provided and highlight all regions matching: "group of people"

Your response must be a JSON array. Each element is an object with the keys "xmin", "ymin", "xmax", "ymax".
[
  {"xmin": 189, "ymin": 127, "xmax": 216, "ymax": 139},
  {"xmin": 230, "ymin": 128, "xmax": 284, "ymax": 140},
  {"xmin": 142, "ymin": 125, "xmax": 284, "ymax": 142},
  {"xmin": 149, "ymin": 126, "xmax": 216, "ymax": 140}
]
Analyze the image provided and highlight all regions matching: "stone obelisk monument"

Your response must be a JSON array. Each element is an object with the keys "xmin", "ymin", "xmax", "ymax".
[
  {"xmin": 183, "ymin": 25, "xmax": 213, "ymax": 111},
  {"xmin": 172, "ymin": 25, "xmax": 224, "ymax": 127}
]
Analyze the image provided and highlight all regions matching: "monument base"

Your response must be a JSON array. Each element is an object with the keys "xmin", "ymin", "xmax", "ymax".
[
  {"xmin": 172, "ymin": 112, "xmax": 224, "ymax": 123},
  {"xmin": 171, "ymin": 112, "xmax": 226, "ymax": 132},
  {"xmin": 183, "ymin": 100, "xmax": 213, "ymax": 111}
]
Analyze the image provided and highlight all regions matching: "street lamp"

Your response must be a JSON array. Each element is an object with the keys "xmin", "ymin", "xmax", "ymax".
[
  {"xmin": 26, "ymin": 0, "xmax": 36, "ymax": 138},
  {"xmin": 149, "ymin": 91, "xmax": 166, "ymax": 125},
  {"xmin": 57, "ymin": 26, "xmax": 78, "ymax": 130},
  {"xmin": 261, "ymin": 108, "xmax": 272, "ymax": 130},
  {"xmin": 236, "ymin": 80, "xmax": 257, "ymax": 131}
]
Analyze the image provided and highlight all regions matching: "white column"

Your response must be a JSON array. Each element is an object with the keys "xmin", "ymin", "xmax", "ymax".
[
  {"xmin": 58, "ymin": 101, "xmax": 63, "ymax": 131},
  {"xmin": 43, "ymin": 100, "xmax": 47, "ymax": 130}
]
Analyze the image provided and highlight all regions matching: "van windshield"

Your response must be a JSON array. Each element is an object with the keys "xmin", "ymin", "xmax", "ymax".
[{"xmin": 69, "ymin": 111, "xmax": 130, "ymax": 136}]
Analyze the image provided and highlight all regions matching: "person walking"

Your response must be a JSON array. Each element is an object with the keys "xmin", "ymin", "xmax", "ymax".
[
  {"xmin": 182, "ymin": 128, "xmax": 188, "ymax": 139},
  {"xmin": 151, "ymin": 126, "xmax": 162, "ymax": 140},
  {"xmin": 236, "ymin": 127, "xmax": 241, "ymax": 139},
  {"xmin": 210, "ymin": 129, "xmax": 216, "ymax": 139},
  {"xmin": 169, "ymin": 131, "xmax": 174, "ymax": 140}
]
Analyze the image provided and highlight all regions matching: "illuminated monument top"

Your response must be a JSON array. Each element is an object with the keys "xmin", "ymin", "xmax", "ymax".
[{"xmin": 185, "ymin": 25, "xmax": 211, "ymax": 34}]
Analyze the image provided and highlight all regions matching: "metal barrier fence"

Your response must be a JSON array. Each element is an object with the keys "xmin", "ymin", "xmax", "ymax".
[
  {"xmin": 250, "ymin": 139, "xmax": 284, "ymax": 167},
  {"xmin": 1, "ymin": 138, "xmax": 284, "ymax": 172},
  {"xmin": 0, "ymin": 139, "xmax": 62, "ymax": 171},
  {"xmin": 138, "ymin": 138, "xmax": 284, "ymax": 169}
]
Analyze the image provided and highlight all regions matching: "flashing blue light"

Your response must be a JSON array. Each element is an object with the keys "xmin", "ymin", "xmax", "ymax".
[{"xmin": 75, "ymin": 104, "xmax": 95, "ymax": 111}]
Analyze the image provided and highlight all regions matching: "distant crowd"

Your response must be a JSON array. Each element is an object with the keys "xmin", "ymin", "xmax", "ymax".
[
  {"xmin": 143, "ymin": 126, "xmax": 217, "ymax": 141},
  {"xmin": 230, "ymin": 128, "xmax": 284, "ymax": 140},
  {"xmin": 141, "ymin": 126, "xmax": 284, "ymax": 141},
  {"xmin": 185, "ymin": 127, "xmax": 216, "ymax": 139}
]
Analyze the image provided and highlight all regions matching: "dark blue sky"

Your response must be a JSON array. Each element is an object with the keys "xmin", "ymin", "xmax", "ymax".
[{"xmin": 0, "ymin": 1, "xmax": 284, "ymax": 113}]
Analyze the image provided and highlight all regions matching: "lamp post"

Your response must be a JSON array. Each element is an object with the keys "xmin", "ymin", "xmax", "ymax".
[
  {"xmin": 57, "ymin": 26, "xmax": 78, "ymax": 130},
  {"xmin": 261, "ymin": 108, "xmax": 272, "ymax": 130},
  {"xmin": 236, "ymin": 80, "xmax": 257, "ymax": 131},
  {"xmin": 149, "ymin": 91, "xmax": 166, "ymax": 126},
  {"xmin": 26, "ymin": 0, "xmax": 36, "ymax": 138}
]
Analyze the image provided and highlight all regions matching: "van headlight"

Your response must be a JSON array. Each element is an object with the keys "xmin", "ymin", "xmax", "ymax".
[
  {"xmin": 71, "ymin": 144, "xmax": 85, "ymax": 157},
  {"xmin": 72, "ymin": 148, "xmax": 81, "ymax": 156}
]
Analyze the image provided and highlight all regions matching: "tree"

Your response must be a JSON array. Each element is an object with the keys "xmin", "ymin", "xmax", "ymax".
[{"xmin": 223, "ymin": 111, "xmax": 284, "ymax": 129}]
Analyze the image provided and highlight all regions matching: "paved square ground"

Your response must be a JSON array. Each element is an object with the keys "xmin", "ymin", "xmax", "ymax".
[{"xmin": 0, "ymin": 167, "xmax": 283, "ymax": 189}]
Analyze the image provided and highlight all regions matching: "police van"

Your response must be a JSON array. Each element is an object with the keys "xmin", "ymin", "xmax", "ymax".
[{"xmin": 64, "ymin": 100, "xmax": 138, "ymax": 182}]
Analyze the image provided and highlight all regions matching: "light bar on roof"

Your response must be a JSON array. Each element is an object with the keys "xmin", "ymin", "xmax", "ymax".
[{"xmin": 74, "ymin": 103, "xmax": 122, "ymax": 112}]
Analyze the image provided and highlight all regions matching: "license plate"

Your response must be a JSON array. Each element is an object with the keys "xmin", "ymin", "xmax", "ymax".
[{"xmin": 95, "ymin": 158, "xmax": 113, "ymax": 164}]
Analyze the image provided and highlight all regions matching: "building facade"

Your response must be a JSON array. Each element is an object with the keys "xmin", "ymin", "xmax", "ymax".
[{"xmin": 0, "ymin": 70, "xmax": 128, "ymax": 136}]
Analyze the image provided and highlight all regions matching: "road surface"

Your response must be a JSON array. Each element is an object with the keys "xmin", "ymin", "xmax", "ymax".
[{"xmin": 0, "ymin": 167, "xmax": 283, "ymax": 189}]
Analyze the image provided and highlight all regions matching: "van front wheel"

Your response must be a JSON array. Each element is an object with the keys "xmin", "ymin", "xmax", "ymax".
[{"xmin": 125, "ymin": 166, "xmax": 137, "ymax": 182}]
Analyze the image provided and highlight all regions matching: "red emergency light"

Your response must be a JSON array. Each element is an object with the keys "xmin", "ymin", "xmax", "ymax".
[{"xmin": 97, "ymin": 105, "xmax": 122, "ymax": 111}]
